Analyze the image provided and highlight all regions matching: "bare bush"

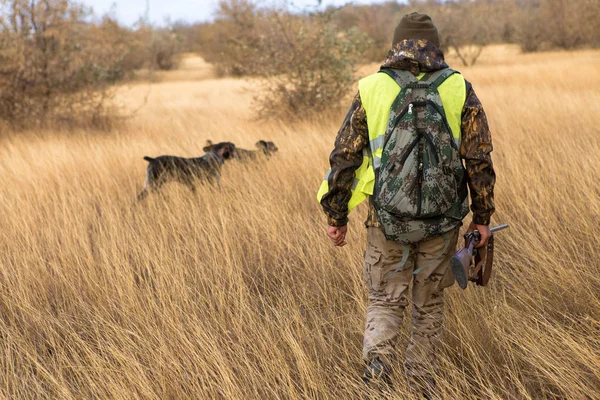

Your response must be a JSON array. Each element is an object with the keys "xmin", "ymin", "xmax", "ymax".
[
  {"xmin": 133, "ymin": 24, "xmax": 184, "ymax": 72},
  {"xmin": 518, "ymin": 0, "xmax": 600, "ymax": 52},
  {"xmin": 515, "ymin": 3, "xmax": 545, "ymax": 53},
  {"xmin": 255, "ymin": 15, "xmax": 371, "ymax": 120},
  {"xmin": 99, "ymin": 22, "xmax": 184, "ymax": 75},
  {"xmin": 171, "ymin": 21, "xmax": 203, "ymax": 53},
  {"xmin": 200, "ymin": 1, "xmax": 371, "ymax": 120},
  {"xmin": 198, "ymin": 0, "xmax": 264, "ymax": 77},
  {"xmin": 0, "ymin": 0, "xmax": 131, "ymax": 129},
  {"xmin": 150, "ymin": 28, "xmax": 183, "ymax": 71},
  {"xmin": 0, "ymin": 1, "xmax": 186, "ymax": 129}
]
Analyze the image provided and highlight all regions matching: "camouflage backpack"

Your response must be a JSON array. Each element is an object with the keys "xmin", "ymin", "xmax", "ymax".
[{"xmin": 373, "ymin": 67, "xmax": 469, "ymax": 244}]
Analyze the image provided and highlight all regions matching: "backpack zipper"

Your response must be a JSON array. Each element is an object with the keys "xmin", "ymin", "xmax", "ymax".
[
  {"xmin": 387, "ymin": 103, "xmax": 413, "ymax": 141},
  {"xmin": 417, "ymin": 160, "xmax": 424, "ymax": 216},
  {"xmin": 416, "ymin": 137, "xmax": 425, "ymax": 216},
  {"xmin": 422, "ymin": 132, "xmax": 440, "ymax": 166},
  {"xmin": 426, "ymin": 100, "xmax": 458, "ymax": 150},
  {"xmin": 397, "ymin": 135, "xmax": 421, "ymax": 167}
]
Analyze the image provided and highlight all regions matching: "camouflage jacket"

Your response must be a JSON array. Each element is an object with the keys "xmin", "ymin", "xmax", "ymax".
[{"xmin": 320, "ymin": 39, "xmax": 496, "ymax": 228}]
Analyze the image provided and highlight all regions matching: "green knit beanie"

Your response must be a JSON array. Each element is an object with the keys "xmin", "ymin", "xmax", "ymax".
[{"xmin": 392, "ymin": 12, "xmax": 440, "ymax": 48}]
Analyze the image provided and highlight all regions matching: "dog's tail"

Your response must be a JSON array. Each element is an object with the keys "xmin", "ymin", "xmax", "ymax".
[{"xmin": 143, "ymin": 156, "xmax": 154, "ymax": 162}]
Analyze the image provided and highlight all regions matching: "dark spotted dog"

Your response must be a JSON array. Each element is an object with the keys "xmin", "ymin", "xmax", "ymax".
[
  {"xmin": 137, "ymin": 142, "xmax": 236, "ymax": 200},
  {"xmin": 205, "ymin": 140, "xmax": 278, "ymax": 161}
]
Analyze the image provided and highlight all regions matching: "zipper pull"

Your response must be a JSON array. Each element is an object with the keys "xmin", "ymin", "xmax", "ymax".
[
  {"xmin": 408, "ymin": 104, "xmax": 413, "ymax": 114},
  {"xmin": 418, "ymin": 162, "xmax": 423, "ymax": 184}
]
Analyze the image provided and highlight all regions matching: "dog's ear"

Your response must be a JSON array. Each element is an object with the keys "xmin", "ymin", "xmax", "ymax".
[
  {"xmin": 203, "ymin": 140, "xmax": 214, "ymax": 152},
  {"xmin": 202, "ymin": 139, "xmax": 215, "ymax": 153},
  {"xmin": 256, "ymin": 140, "xmax": 267, "ymax": 149}
]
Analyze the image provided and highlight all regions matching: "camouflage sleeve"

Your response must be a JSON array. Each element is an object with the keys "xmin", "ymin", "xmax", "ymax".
[
  {"xmin": 320, "ymin": 93, "xmax": 369, "ymax": 227},
  {"xmin": 459, "ymin": 82, "xmax": 496, "ymax": 226}
]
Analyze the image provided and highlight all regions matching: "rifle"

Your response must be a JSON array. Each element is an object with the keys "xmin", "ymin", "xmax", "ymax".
[{"xmin": 450, "ymin": 224, "xmax": 509, "ymax": 289}]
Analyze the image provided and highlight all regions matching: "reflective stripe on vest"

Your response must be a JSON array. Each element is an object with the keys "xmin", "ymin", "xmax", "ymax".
[{"xmin": 317, "ymin": 69, "xmax": 466, "ymax": 213}]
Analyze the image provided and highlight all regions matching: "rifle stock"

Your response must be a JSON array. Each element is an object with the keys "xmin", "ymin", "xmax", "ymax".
[
  {"xmin": 450, "ymin": 224, "xmax": 509, "ymax": 290},
  {"xmin": 450, "ymin": 242, "xmax": 474, "ymax": 289}
]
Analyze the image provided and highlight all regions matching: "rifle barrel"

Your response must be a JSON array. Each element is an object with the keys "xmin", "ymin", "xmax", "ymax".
[{"xmin": 490, "ymin": 224, "xmax": 509, "ymax": 233}]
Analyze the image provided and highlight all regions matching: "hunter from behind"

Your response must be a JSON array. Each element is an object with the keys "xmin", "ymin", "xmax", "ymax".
[{"xmin": 317, "ymin": 12, "xmax": 496, "ymax": 399}]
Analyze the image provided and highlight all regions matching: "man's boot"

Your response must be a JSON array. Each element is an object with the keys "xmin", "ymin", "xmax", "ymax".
[
  {"xmin": 362, "ymin": 357, "xmax": 393, "ymax": 387},
  {"xmin": 362, "ymin": 357, "xmax": 394, "ymax": 400}
]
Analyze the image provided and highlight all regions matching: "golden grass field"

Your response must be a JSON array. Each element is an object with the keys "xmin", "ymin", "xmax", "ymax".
[{"xmin": 1, "ymin": 45, "xmax": 599, "ymax": 399}]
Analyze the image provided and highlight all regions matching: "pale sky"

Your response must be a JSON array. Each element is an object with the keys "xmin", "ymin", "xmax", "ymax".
[{"xmin": 83, "ymin": 0, "xmax": 393, "ymax": 26}]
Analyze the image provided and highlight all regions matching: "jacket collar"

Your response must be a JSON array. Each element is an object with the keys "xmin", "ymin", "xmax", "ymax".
[{"xmin": 381, "ymin": 39, "xmax": 448, "ymax": 76}]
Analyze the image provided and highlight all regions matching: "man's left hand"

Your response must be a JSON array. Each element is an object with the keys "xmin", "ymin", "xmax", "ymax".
[{"xmin": 327, "ymin": 225, "xmax": 348, "ymax": 247}]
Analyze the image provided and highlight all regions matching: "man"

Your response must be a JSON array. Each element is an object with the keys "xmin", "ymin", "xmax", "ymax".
[{"xmin": 317, "ymin": 12, "xmax": 496, "ymax": 398}]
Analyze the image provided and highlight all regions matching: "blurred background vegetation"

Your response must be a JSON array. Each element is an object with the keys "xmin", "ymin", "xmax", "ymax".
[{"xmin": 0, "ymin": 0, "xmax": 598, "ymax": 128}]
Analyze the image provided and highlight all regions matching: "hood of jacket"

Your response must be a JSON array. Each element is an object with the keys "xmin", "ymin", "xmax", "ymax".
[{"xmin": 381, "ymin": 39, "xmax": 448, "ymax": 75}]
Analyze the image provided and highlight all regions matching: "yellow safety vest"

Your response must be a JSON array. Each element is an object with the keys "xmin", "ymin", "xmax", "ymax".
[{"xmin": 317, "ymin": 70, "xmax": 467, "ymax": 212}]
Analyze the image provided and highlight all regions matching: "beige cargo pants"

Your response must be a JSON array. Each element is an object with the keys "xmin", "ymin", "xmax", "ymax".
[{"xmin": 363, "ymin": 225, "xmax": 459, "ymax": 380}]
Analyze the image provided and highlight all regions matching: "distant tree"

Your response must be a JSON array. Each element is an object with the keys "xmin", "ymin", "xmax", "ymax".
[
  {"xmin": 430, "ymin": 1, "xmax": 492, "ymax": 66},
  {"xmin": 148, "ymin": 27, "xmax": 183, "ymax": 71},
  {"xmin": 540, "ymin": 0, "xmax": 599, "ymax": 50}
]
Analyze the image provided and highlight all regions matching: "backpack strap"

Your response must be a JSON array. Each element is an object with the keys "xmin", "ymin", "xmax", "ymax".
[
  {"xmin": 384, "ymin": 243, "xmax": 411, "ymax": 280},
  {"xmin": 379, "ymin": 68, "xmax": 418, "ymax": 89},
  {"xmin": 380, "ymin": 67, "xmax": 458, "ymax": 91},
  {"xmin": 420, "ymin": 68, "xmax": 458, "ymax": 90}
]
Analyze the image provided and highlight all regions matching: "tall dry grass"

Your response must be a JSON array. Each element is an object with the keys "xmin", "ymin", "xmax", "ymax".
[{"xmin": 0, "ymin": 47, "xmax": 599, "ymax": 399}]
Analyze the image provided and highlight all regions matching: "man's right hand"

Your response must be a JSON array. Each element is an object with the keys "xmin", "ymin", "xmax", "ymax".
[
  {"xmin": 467, "ymin": 222, "xmax": 491, "ymax": 248},
  {"xmin": 327, "ymin": 225, "xmax": 348, "ymax": 247}
]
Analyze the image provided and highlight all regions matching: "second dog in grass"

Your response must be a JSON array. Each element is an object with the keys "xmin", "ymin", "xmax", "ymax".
[
  {"xmin": 137, "ymin": 142, "xmax": 236, "ymax": 200},
  {"xmin": 205, "ymin": 140, "xmax": 278, "ymax": 161}
]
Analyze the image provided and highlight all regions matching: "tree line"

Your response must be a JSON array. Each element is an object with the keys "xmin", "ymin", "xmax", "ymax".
[
  {"xmin": 1, "ymin": 0, "xmax": 597, "ymax": 129},
  {"xmin": 171, "ymin": 0, "xmax": 598, "ymax": 119},
  {"xmin": 182, "ymin": 0, "xmax": 599, "ymax": 69}
]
